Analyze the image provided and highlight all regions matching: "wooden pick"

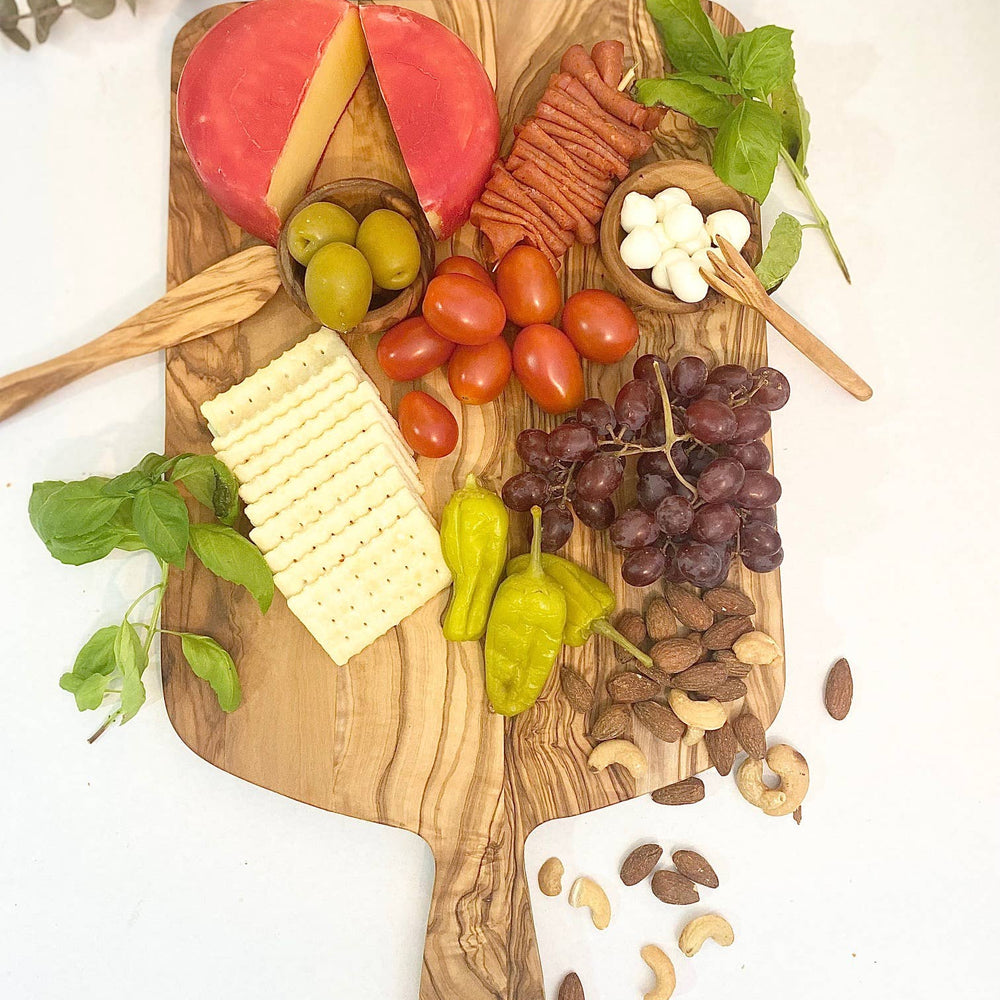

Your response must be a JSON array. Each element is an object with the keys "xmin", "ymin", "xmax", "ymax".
[
  {"xmin": 701, "ymin": 236, "xmax": 873, "ymax": 402},
  {"xmin": 0, "ymin": 245, "xmax": 281, "ymax": 423}
]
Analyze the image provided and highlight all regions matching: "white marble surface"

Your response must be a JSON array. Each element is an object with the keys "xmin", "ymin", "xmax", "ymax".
[{"xmin": 1, "ymin": 2, "xmax": 998, "ymax": 997}]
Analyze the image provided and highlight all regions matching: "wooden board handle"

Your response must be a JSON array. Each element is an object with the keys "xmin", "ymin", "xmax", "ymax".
[{"xmin": 0, "ymin": 245, "xmax": 281, "ymax": 423}]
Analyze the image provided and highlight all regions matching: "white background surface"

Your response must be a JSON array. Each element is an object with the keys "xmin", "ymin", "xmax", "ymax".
[{"xmin": 1, "ymin": 1, "xmax": 998, "ymax": 998}]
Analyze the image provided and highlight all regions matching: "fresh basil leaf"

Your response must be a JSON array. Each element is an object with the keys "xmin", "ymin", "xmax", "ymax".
[
  {"xmin": 45, "ymin": 522, "xmax": 126, "ymax": 565},
  {"xmin": 72, "ymin": 0, "xmax": 116, "ymax": 18},
  {"xmin": 728, "ymin": 25, "xmax": 794, "ymax": 95},
  {"xmin": 635, "ymin": 77, "xmax": 734, "ymax": 128},
  {"xmin": 135, "ymin": 452, "xmax": 174, "ymax": 478},
  {"xmin": 132, "ymin": 482, "xmax": 189, "ymax": 567},
  {"xmin": 755, "ymin": 212, "xmax": 803, "ymax": 290},
  {"xmin": 27, "ymin": 0, "xmax": 60, "ymax": 42},
  {"xmin": 60, "ymin": 672, "xmax": 112, "ymax": 711},
  {"xmin": 29, "ymin": 477, "xmax": 121, "ymax": 542},
  {"xmin": 102, "ymin": 470, "xmax": 154, "ymax": 497},
  {"xmin": 713, "ymin": 100, "xmax": 781, "ymax": 203},
  {"xmin": 189, "ymin": 523, "xmax": 274, "ymax": 615},
  {"xmin": 669, "ymin": 70, "xmax": 737, "ymax": 95},
  {"xmin": 646, "ymin": 0, "xmax": 728, "ymax": 77},
  {"xmin": 178, "ymin": 633, "xmax": 242, "ymax": 712},
  {"xmin": 115, "ymin": 620, "xmax": 147, "ymax": 722},
  {"xmin": 771, "ymin": 78, "xmax": 811, "ymax": 174},
  {"xmin": 171, "ymin": 454, "xmax": 239, "ymax": 526},
  {"xmin": 70, "ymin": 626, "xmax": 119, "ymax": 679}
]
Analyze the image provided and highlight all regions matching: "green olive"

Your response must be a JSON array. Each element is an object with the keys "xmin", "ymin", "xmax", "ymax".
[
  {"xmin": 304, "ymin": 243, "xmax": 373, "ymax": 331},
  {"xmin": 355, "ymin": 209, "xmax": 421, "ymax": 290},
  {"xmin": 286, "ymin": 202, "xmax": 359, "ymax": 265}
]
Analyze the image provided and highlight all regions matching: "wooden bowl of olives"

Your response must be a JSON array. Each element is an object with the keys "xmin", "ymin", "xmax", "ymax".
[{"xmin": 278, "ymin": 178, "xmax": 436, "ymax": 337}]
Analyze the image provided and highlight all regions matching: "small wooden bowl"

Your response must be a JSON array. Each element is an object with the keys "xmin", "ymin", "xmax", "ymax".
[
  {"xmin": 600, "ymin": 159, "xmax": 762, "ymax": 315},
  {"xmin": 278, "ymin": 178, "xmax": 436, "ymax": 337}
]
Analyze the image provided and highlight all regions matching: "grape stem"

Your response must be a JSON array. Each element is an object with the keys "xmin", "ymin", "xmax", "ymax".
[
  {"xmin": 593, "ymin": 620, "xmax": 654, "ymax": 669},
  {"xmin": 652, "ymin": 366, "xmax": 698, "ymax": 498}
]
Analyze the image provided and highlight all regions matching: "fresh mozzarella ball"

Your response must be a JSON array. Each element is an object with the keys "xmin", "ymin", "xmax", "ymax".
[
  {"xmin": 706, "ymin": 209, "xmax": 752, "ymax": 252},
  {"xmin": 667, "ymin": 258, "xmax": 710, "ymax": 303},
  {"xmin": 652, "ymin": 222, "xmax": 676, "ymax": 252},
  {"xmin": 652, "ymin": 248, "xmax": 690, "ymax": 292},
  {"xmin": 690, "ymin": 247, "xmax": 716, "ymax": 273},
  {"xmin": 620, "ymin": 226, "xmax": 663, "ymax": 270},
  {"xmin": 662, "ymin": 203, "xmax": 705, "ymax": 244},
  {"xmin": 620, "ymin": 191, "xmax": 658, "ymax": 233},
  {"xmin": 677, "ymin": 227, "xmax": 711, "ymax": 254},
  {"xmin": 653, "ymin": 187, "xmax": 692, "ymax": 220}
]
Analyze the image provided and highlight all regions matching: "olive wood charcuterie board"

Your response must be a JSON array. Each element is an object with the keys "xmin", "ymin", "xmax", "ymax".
[{"xmin": 162, "ymin": 3, "xmax": 784, "ymax": 998}]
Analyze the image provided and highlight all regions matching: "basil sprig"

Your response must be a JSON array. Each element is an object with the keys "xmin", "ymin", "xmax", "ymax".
[
  {"xmin": 640, "ymin": 0, "xmax": 849, "ymax": 286},
  {"xmin": 29, "ymin": 451, "xmax": 272, "ymax": 740}
]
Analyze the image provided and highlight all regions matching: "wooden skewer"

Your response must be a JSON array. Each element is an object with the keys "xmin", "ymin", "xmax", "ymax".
[
  {"xmin": 703, "ymin": 237, "xmax": 873, "ymax": 402},
  {"xmin": 0, "ymin": 245, "xmax": 281, "ymax": 423}
]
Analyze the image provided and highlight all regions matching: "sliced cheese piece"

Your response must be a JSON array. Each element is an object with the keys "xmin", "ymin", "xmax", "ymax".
[
  {"xmin": 285, "ymin": 507, "xmax": 451, "ymax": 665},
  {"xmin": 238, "ymin": 407, "xmax": 421, "ymax": 511},
  {"xmin": 176, "ymin": 0, "xmax": 370, "ymax": 245},
  {"xmin": 272, "ymin": 488, "xmax": 420, "ymax": 597},
  {"xmin": 250, "ymin": 464, "xmax": 411, "ymax": 558}
]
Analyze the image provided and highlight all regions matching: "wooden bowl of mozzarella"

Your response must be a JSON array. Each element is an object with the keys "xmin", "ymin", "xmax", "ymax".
[{"xmin": 600, "ymin": 159, "xmax": 762, "ymax": 314}]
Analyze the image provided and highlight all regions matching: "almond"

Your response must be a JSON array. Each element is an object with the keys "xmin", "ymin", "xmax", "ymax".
[
  {"xmin": 558, "ymin": 972, "xmax": 585, "ymax": 1000},
  {"xmin": 663, "ymin": 583, "xmax": 714, "ymax": 630},
  {"xmin": 703, "ymin": 586, "xmax": 756, "ymax": 617},
  {"xmin": 620, "ymin": 843, "xmax": 663, "ymax": 886},
  {"xmin": 590, "ymin": 703, "xmax": 630, "ymax": 741},
  {"xmin": 651, "ymin": 869, "xmax": 700, "ymax": 905},
  {"xmin": 701, "ymin": 615, "xmax": 753, "ymax": 650},
  {"xmin": 634, "ymin": 700, "xmax": 685, "ymax": 743},
  {"xmin": 669, "ymin": 662, "xmax": 727, "ymax": 694},
  {"xmin": 644, "ymin": 596, "xmax": 677, "ymax": 640},
  {"xmin": 671, "ymin": 849, "xmax": 719, "ymax": 889},
  {"xmin": 712, "ymin": 677, "xmax": 748, "ymax": 702},
  {"xmin": 650, "ymin": 637, "xmax": 702, "ymax": 675},
  {"xmin": 613, "ymin": 610, "xmax": 646, "ymax": 663},
  {"xmin": 824, "ymin": 657, "xmax": 853, "ymax": 720},
  {"xmin": 705, "ymin": 720, "xmax": 737, "ymax": 776},
  {"xmin": 560, "ymin": 666, "xmax": 595, "ymax": 714},
  {"xmin": 608, "ymin": 671, "xmax": 661, "ymax": 703},
  {"xmin": 713, "ymin": 649, "xmax": 753, "ymax": 678},
  {"xmin": 732, "ymin": 711, "xmax": 766, "ymax": 759},
  {"xmin": 651, "ymin": 776, "xmax": 705, "ymax": 806}
]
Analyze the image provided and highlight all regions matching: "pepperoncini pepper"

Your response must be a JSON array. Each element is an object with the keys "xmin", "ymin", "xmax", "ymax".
[
  {"xmin": 440, "ymin": 474, "xmax": 509, "ymax": 642},
  {"xmin": 484, "ymin": 506, "xmax": 566, "ymax": 716},
  {"xmin": 506, "ymin": 550, "xmax": 653, "ymax": 670}
]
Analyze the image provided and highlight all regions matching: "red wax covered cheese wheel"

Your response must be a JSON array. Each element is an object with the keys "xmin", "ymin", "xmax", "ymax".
[
  {"xmin": 177, "ymin": 0, "xmax": 369, "ymax": 245},
  {"xmin": 361, "ymin": 4, "xmax": 500, "ymax": 238}
]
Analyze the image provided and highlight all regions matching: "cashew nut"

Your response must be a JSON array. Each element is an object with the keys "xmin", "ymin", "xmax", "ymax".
[
  {"xmin": 736, "ymin": 743, "xmax": 809, "ymax": 817},
  {"xmin": 640, "ymin": 944, "xmax": 676, "ymax": 1000},
  {"xmin": 732, "ymin": 630, "xmax": 780, "ymax": 665},
  {"xmin": 681, "ymin": 725, "xmax": 705, "ymax": 746},
  {"xmin": 588, "ymin": 738, "xmax": 648, "ymax": 779},
  {"xmin": 668, "ymin": 690, "xmax": 727, "ymax": 730},
  {"xmin": 568, "ymin": 875, "xmax": 611, "ymax": 930},
  {"xmin": 678, "ymin": 913, "xmax": 734, "ymax": 956},
  {"xmin": 537, "ymin": 857, "xmax": 564, "ymax": 897}
]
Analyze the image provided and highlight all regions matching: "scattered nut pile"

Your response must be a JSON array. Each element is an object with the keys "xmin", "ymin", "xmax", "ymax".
[{"xmin": 562, "ymin": 583, "xmax": 782, "ymax": 780}]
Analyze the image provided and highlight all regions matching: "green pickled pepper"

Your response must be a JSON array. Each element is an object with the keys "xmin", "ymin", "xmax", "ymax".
[
  {"xmin": 506, "ymin": 551, "xmax": 653, "ymax": 669},
  {"xmin": 440, "ymin": 474, "xmax": 509, "ymax": 642},
  {"xmin": 484, "ymin": 506, "xmax": 566, "ymax": 717}
]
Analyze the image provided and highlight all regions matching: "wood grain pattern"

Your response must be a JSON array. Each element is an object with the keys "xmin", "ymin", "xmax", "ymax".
[
  {"xmin": 163, "ymin": 4, "xmax": 784, "ymax": 999},
  {"xmin": 0, "ymin": 245, "xmax": 278, "ymax": 423}
]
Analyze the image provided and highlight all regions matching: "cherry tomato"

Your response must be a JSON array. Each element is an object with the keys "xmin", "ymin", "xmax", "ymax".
[
  {"xmin": 512, "ymin": 324, "xmax": 585, "ymax": 415},
  {"xmin": 448, "ymin": 338, "xmax": 513, "ymax": 405},
  {"xmin": 397, "ymin": 391, "xmax": 459, "ymax": 458},
  {"xmin": 495, "ymin": 245, "xmax": 562, "ymax": 327},
  {"xmin": 434, "ymin": 255, "xmax": 494, "ymax": 287},
  {"xmin": 376, "ymin": 317, "xmax": 455, "ymax": 382},
  {"xmin": 561, "ymin": 289, "xmax": 639, "ymax": 363},
  {"xmin": 422, "ymin": 274, "xmax": 506, "ymax": 346}
]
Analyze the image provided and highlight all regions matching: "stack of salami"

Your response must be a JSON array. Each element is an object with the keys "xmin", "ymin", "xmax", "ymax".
[{"xmin": 472, "ymin": 41, "xmax": 665, "ymax": 269}]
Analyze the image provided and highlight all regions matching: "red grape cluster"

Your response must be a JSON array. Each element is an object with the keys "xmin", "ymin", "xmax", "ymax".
[{"xmin": 501, "ymin": 354, "xmax": 790, "ymax": 588}]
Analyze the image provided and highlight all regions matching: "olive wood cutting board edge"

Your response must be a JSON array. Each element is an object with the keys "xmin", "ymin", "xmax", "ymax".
[{"xmin": 162, "ymin": 3, "xmax": 784, "ymax": 998}]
